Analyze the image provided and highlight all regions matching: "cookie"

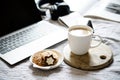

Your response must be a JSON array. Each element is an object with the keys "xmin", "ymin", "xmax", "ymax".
[{"xmin": 32, "ymin": 50, "xmax": 59, "ymax": 66}]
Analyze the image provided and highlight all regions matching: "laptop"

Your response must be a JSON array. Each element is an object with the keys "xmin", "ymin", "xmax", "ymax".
[{"xmin": 0, "ymin": 0, "xmax": 67, "ymax": 65}]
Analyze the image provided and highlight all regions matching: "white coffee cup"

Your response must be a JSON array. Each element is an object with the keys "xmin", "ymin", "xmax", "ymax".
[{"xmin": 68, "ymin": 25, "xmax": 102, "ymax": 55}]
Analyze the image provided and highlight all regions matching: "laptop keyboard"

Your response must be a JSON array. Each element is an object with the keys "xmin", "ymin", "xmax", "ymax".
[{"xmin": 0, "ymin": 22, "xmax": 57, "ymax": 54}]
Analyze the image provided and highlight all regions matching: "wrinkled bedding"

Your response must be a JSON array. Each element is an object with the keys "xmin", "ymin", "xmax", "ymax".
[{"xmin": 0, "ymin": 19, "xmax": 120, "ymax": 80}]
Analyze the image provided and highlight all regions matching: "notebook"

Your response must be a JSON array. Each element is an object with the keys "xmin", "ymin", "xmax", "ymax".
[{"xmin": 0, "ymin": 0, "xmax": 67, "ymax": 65}]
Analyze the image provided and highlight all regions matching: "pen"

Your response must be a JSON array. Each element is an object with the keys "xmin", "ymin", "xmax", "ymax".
[{"xmin": 87, "ymin": 20, "xmax": 94, "ymax": 33}]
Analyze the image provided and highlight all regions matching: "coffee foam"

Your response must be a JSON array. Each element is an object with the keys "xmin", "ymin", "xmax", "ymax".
[{"xmin": 69, "ymin": 28, "xmax": 91, "ymax": 36}]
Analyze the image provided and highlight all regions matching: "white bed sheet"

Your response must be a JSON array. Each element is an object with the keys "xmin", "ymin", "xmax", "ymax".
[{"xmin": 0, "ymin": 19, "xmax": 120, "ymax": 80}]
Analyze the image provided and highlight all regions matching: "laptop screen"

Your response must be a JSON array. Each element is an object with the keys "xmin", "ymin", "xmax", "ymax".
[{"xmin": 0, "ymin": 0, "xmax": 42, "ymax": 37}]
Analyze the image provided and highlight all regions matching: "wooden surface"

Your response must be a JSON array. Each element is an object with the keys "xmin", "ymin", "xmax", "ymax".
[{"xmin": 63, "ymin": 41, "xmax": 113, "ymax": 70}]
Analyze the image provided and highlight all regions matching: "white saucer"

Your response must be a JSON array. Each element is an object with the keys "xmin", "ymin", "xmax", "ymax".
[
  {"xmin": 63, "ymin": 43, "xmax": 113, "ymax": 70},
  {"xmin": 30, "ymin": 49, "xmax": 64, "ymax": 70}
]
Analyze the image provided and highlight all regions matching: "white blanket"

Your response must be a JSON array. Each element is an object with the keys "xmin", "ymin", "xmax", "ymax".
[{"xmin": 0, "ymin": 19, "xmax": 120, "ymax": 80}]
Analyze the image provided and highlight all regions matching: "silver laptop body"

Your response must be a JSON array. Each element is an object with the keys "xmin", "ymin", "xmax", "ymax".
[{"xmin": 0, "ymin": 20, "xmax": 67, "ymax": 65}]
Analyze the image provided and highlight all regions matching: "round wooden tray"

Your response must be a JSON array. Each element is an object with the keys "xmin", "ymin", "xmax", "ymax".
[{"xmin": 63, "ymin": 41, "xmax": 113, "ymax": 70}]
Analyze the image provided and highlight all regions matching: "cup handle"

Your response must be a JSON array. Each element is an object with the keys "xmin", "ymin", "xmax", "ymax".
[{"xmin": 90, "ymin": 35, "xmax": 102, "ymax": 48}]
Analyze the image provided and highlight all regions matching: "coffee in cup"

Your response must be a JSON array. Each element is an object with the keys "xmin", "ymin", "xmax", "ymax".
[
  {"xmin": 69, "ymin": 28, "xmax": 91, "ymax": 37},
  {"xmin": 68, "ymin": 25, "xmax": 102, "ymax": 55}
]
